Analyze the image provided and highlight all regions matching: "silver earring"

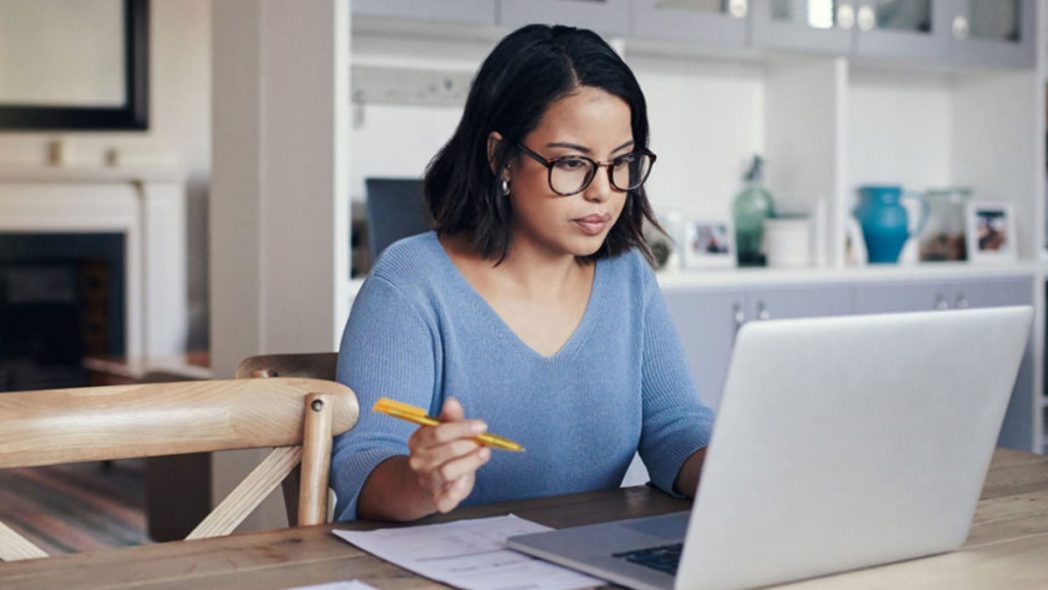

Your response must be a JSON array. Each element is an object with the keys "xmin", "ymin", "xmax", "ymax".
[{"xmin": 500, "ymin": 178, "xmax": 511, "ymax": 196}]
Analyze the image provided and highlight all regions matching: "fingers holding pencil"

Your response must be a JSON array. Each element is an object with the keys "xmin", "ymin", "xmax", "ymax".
[
  {"xmin": 375, "ymin": 396, "xmax": 525, "ymax": 452},
  {"xmin": 406, "ymin": 397, "xmax": 492, "ymax": 513}
]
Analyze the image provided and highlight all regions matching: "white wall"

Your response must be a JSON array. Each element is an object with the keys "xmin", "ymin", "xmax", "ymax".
[
  {"xmin": 351, "ymin": 103, "xmax": 463, "ymax": 198},
  {"xmin": 847, "ymin": 68, "xmax": 952, "ymax": 199},
  {"xmin": 0, "ymin": 0, "xmax": 212, "ymax": 351},
  {"xmin": 630, "ymin": 55, "xmax": 764, "ymax": 221},
  {"xmin": 349, "ymin": 32, "xmax": 492, "ymax": 200}
]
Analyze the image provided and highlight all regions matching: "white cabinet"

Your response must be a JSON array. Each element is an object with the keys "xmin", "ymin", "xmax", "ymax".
[
  {"xmin": 499, "ymin": 0, "xmax": 630, "ymax": 36},
  {"xmin": 664, "ymin": 275, "xmax": 1037, "ymax": 452},
  {"xmin": 853, "ymin": 279, "xmax": 953, "ymax": 313},
  {"xmin": 664, "ymin": 287, "xmax": 743, "ymax": 411},
  {"xmin": 751, "ymin": 0, "xmax": 860, "ymax": 55},
  {"xmin": 351, "ymin": 0, "xmax": 1037, "ymax": 70},
  {"xmin": 663, "ymin": 283, "xmax": 851, "ymax": 411},
  {"xmin": 853, "ymin": 277, "xmax": 1032, "ymax": 312},
  {"xmin": 852, "ymin": 276, "xmax": 1035, "ymax": 451},
  {"xmin": 753, "ymin": 0, "xmax": 951, "ymax": 63},
  {"xmin": 750, "ymin": 0, "xmax": 1035, "ymax": 68},
  {"xmin": 852, "ymin": 0, "xmax": 951, "ymax": 61},
  {"xmin": 630, "ymin": 0, "xmax": 749, "ymax": 48},
  {"xmin": 947, "ymin": 0, "xmax": 1036, "ymax": 69},
  {"xmin": 351, "ymin": 0, "xmax": 497, "ymax": 25}
]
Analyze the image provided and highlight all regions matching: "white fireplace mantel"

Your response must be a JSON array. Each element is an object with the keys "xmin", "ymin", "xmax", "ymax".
[{"xmin": 0, "ymin": 164, "xmax": 188, "ymax": 358}]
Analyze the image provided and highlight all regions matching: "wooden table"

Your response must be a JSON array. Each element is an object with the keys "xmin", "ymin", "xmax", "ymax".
[{"xmin": 1, "ymin": 449, "xmax": 1046, "ymax": 589}]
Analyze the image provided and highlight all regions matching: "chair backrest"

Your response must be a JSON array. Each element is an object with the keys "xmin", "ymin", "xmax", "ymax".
[
  {"xmin": 236, "ymin": 353, "xmax": 340, "ymax": 525},
  {"xmin": 237, "ymin": 352, "xmax": 338, "ymax": 380},
  {"xmin": 0, "ymin": 377, "xmax": 358, "ymax": 561}
]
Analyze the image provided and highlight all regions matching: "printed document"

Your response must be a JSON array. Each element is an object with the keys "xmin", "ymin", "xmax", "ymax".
[{"xmin": 333, "ymin": 514, "xmax": 602, "ymax": 590}]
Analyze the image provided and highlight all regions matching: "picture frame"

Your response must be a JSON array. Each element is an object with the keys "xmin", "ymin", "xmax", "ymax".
[
  {"xmin": 966, "ymin": 201, "xmax": 1017, "ymax": 264},
  {"xmin": 683, "ymin": 218, "xmax": 735, "ymax": 269},
  {"xmin": 0, "ymin": 0, "xmax": 149, "ymax": 131}
]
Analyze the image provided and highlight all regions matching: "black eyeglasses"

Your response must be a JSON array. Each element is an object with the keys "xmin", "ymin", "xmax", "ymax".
[{"xmin": 516, "ymin": 142, "xmax": 656, "ymax": 196}]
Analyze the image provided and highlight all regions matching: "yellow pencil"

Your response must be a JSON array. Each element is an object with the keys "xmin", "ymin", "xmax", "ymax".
[{"xmin": 373, "ymin": 397, "xmax": 525, "ymax": 452}]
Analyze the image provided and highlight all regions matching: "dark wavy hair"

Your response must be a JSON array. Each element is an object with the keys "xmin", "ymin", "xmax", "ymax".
[{"xmin": 423, "ymin": 24, "xmax": 661, "ymax": 265}]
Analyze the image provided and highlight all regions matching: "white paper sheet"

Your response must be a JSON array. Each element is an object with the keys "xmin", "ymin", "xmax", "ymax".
[{"xmin": 333, "ymin": 514, "xmax": 603, "ymax": 590}]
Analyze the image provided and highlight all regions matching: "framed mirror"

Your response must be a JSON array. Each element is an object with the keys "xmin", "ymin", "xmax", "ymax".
[{"xmin": 0, "ymin": 0, "xmax": 148, "ymax": 130}]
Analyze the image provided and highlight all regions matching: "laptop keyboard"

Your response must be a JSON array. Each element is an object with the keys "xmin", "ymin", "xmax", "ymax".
[{"xmin": 612, "ymin": 542, "xmax": 683, "ymax": 576}]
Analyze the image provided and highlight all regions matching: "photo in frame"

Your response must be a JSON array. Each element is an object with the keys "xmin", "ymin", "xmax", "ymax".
[
  {"xmin": 966, "ymin": 202, "xmax": 1017, "ymax": 263},
  {"xmin": 683, "ymin": 218, "xmax": 735, "ymax": 269}
]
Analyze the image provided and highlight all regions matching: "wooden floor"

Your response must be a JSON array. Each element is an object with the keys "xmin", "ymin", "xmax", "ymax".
[{"xmin": 0, "ymin": 460, "xmax": 149, "ymax": 555}]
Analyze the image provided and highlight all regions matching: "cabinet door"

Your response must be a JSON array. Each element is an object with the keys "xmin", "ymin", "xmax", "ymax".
[
  {"xmin": 853, "ymin": 0, "xmax": 950, "ymax": 62},
  {"xmin": 499, "ymin": 0, "xmax": 630, "ymax": 36},
  {"xmin": 856, "ymin": 277, "xmax": 1035, "ymax": 452},
  {"xmin": 951, "ymin": 277, "xmax": 1035, "ymax": 451},
  {"xmin": 752, "ymin": 0, "xmax": 855, "ymax": 54},
  {"xmin": 852, "ymin": 277, "xmax": 1033, "ymax": 313},
  {"xmin": 663, "ymin": 284, "xmax": 851, "ymax": 412},
  {"xmin": 352, "ymin": 0, "xmax": 497, "ymax": 25},
  {"xmin": 746, "ymin": 284, "xmax": 853, "ymax": 322},
  {"xmin": 630, "ymin": 0, "xmax": 749, "ymax": 47},
  {"xmin": 947, "ymin": 0, "xmax": 1035, "ymax": 69},
  {"xmin": 853, "ymin": 280, "xmax": 950, "ymax": 314},
  {"xmin": 950, "ymin": 276, "xmax": 1032, "ymax": 309},
  {"xmin": 662, "ymin": 287, "xmax": 745, "ymax": 412},
  {"xmin": 633, "ymin": 286, "xmax": 743, "ymax": 488}
]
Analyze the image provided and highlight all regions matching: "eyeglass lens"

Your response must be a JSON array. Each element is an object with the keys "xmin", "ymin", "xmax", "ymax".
[{"xmin": 549, "ymin": 153, "xmax": 652, "ymax": 195}]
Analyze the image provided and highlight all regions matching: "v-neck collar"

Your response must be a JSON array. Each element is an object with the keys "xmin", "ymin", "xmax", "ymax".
[{"xmin": 426, "ymin": 232, "xmax": 605, "ymax": 362}]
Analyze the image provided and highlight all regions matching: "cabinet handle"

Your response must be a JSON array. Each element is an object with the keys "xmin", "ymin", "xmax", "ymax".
[
  {"xmin": 727, "ymin": 0, "xmax": 747, "ymax": 19},
  {"xmin": 757, "ymin": 302, "xmax": 771, "ymax": 321},
  {"xmin": 955, "ymin": 293, "xmax": 969, "ymax": 310},
  {"xmin": 732, "ymin": 303, "xmax": 746, "ymax": 331},
  {"xmin": 935, "ymin": 293, "xmax": 949, "ymax": 311},
  {"xmin": 856, "ymin": 5, "xmax": 876, "ymax": 31},
  {"xmin": 837, "ymin": 4, "xmax": 855, "ymax": 30},
  {"xmin": 952, "ymin": 15, "xmax": 970, "ymax": 39}
]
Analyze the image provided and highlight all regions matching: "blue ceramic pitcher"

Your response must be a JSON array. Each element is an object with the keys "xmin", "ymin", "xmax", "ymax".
[{"xmin": 854, "ymin": 186, "xmax": 930, "ymax": 264}]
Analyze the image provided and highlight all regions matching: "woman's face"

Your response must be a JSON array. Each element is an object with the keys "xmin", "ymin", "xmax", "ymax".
[{"xmin": 506, "ymin": 85, "xmax": 634, "ymax": 260}]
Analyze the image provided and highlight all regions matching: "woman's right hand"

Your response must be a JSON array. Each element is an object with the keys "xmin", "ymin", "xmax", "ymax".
[{"xmin": 406, "ymin": 397, "xmax": 492, "ymax": 513}]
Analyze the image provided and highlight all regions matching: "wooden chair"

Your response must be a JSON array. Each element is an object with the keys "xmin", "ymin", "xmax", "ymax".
[
  {"xmin": 0, "ymin": 377, "xmax": 358, "ymax": 561},
  {"xmin": 236, "ymin": 353, "xmax": 339, "ymax": 524}
]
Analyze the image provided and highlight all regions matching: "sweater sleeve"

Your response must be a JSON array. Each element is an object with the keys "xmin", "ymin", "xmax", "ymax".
[
  {"xmin": 637, "ymin": 276, "xmax": 716, "ymax": 497},
  {"xmin": 330, "ymin": 275, "xmax": 438, "ymax": 521}
]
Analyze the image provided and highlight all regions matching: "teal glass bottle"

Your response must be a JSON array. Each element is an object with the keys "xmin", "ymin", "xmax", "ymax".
[{"xmin": 732, "ymin": 155, "xmax": 776, "ymax": 267}]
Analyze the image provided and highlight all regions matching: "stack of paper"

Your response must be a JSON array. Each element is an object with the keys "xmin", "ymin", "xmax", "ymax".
[{"xmin": 333, "ymin": 515, "xmax": 603, "ymax": 590}]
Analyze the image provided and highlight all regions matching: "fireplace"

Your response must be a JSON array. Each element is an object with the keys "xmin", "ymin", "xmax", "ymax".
[
  {"xmin": 0, "ymin": 165, "xmax": 188, "ymax": 385},
  {"xmin": 0, "ymin": 233, "xmax": 125, "ymax": 391}
]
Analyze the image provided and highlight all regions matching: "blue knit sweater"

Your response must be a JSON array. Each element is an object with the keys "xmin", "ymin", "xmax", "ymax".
[{"xmin": 331, "ymin": 232, "xmax": 714, "ymax": 521}]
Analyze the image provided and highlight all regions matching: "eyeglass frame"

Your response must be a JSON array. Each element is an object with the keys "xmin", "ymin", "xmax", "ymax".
[{"xmin": 514, "ymin": 142, "xmax": 657, "ymax": 197}]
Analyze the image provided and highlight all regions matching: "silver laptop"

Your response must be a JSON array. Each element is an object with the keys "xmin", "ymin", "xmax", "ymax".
[{"xmin": 507, "ymin": 307, "xmax": 1032, "ymax": 590}]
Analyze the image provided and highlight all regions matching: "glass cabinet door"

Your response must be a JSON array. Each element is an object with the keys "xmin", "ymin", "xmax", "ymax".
[
  {"xmin": 499, "ymin": 0, "xmax": 630, "ymax": 36},
  {"xmin": 866, "ymin": 0, "xmax": 933, "ymax": 32},
  {"xmin": 948, "ymin": 0, "xmax": 1035, "ymax": 68},
  {"xmin": 770, "ymin": 0, "xmax": 843, "ymax": 29},
  {"xmin": 352, "ymin": 0, "xmax": 497, "ymax": 26},
  {"xmin": 753, "ymin": 0, "xmax": 855, "ymax": 54},
  {"xmin": 631, "ymin": 0, "xmax": 749, "ymax": 46},
  {"xmin": 965, "ymin": 0, "xmax": 1022, "ymax": 42},
  {"xmin": 853, "ymin": 0, "xmax": 949, "ymax": 61}
]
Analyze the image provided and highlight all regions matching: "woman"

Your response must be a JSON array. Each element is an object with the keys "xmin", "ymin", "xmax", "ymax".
[{"xmin": 332, "ymin": 24, "xmax": 714, "ymax": 522}]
